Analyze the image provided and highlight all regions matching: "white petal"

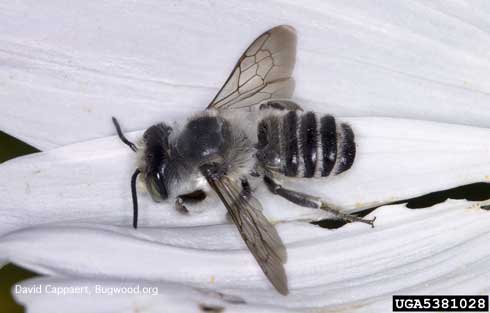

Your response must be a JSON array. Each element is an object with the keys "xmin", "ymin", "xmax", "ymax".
[
  {"xmin": 1, "ymin": 118, "xmax": 490, "ymax": 235},
  {"xmin": 2, "ymin": 200, "xmax": 490, "ymax": 311},
  {"xmin": 3, "ymin": 1, "xmax": 490, "ymax": 149},
  {"xmin": 13, "ymin": 277, "xmax": 293, "ymax": 313}
]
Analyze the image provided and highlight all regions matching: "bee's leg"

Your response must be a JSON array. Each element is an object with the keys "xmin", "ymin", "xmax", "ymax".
[
  {"xmin": 175, "ymin": 190, "xmax": 207, "ymax": 214},
  {"xmin": 259, "ymin": 100, "xmax": 303, "ymax": 111},
  {"xmin": 263, "ymin": 176, "xmax": 376, "ymax": 227}
]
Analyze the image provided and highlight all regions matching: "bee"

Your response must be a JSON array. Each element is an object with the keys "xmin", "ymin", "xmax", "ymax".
[{"xmin": 112, "ymin": 25, "xmax": 375, "ymax": 295}]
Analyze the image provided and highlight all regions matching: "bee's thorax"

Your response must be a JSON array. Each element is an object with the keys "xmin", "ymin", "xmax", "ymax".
[{"xmin": 140, "ymin": 112, "xmax": 256, "ymax": 197}]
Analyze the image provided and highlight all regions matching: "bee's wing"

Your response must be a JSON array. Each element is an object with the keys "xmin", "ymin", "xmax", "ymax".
[
  {"xmin": 207, "ymin": 25, "xmax": 297, "ymax": 111},
  {"xmin": 204, "ymin": 174, "xmax": 288, "ymax": 295}
]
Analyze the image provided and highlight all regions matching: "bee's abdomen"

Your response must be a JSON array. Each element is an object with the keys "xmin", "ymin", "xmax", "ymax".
[{"xmin": 257, "ymin": 111, "xmax": 356, "ymax": 177}]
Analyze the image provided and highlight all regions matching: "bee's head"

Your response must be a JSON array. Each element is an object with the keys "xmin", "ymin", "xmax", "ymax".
[
  {"xmin": 112, "ymin": 117, "xmax": 174, "ymax": 229},
  {"xmin": 140, "ymin": 123, "xmax": 173, "ymax": 201}
]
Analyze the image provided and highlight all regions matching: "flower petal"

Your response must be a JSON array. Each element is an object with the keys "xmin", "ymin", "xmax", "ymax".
[
  {"xmin": 1, "ymin": 117, "xmax": 490, "ymax": 235},
  {"xmin": 3, "ymin": 1, "xmax": 490, "ymax": 149},
  {"xmin": 13, "ymin": 277, "xmax": 294, "ymax": 313},
  {"xmin": 2, "ymin": 200, "xmax": 490, "ymax": 311}
]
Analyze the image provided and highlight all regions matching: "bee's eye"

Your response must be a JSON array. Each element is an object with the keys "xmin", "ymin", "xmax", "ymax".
[
  {"xmin": 154, "ymin": 171, "xmax": 168, "ymax": 198},
  {"xmin": 143, "ymin": 123, "xmax": 173, "ymax": 201},
  {"xmin": 146, "ymin": 170, "xmax": 168, "ymax": 201}
]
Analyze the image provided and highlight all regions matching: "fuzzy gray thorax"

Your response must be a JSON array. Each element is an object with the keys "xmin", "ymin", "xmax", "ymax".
[{"xmin": 139, "ymin": 111, "xmax": 256, "ymax": 199}]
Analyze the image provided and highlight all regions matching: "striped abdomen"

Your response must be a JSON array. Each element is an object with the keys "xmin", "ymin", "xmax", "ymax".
[{"xmin": 256, "ymin": 111, "xmax": 356, "ymax": 178}]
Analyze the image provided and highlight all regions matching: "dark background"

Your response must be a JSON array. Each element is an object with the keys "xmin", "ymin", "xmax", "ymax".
[
  {"xmin": 0, "ymin": 132, "xmax": 38, "ymax": 313},
  {"xmin": 1, "ymin": 130, "xmax": 490, "ymax": 312}
]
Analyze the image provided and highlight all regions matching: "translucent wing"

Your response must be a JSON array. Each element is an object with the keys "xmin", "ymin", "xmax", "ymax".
[
  {"xmin": 203, "ymin": 172, "xmax": 288, "ymax": 294},
  {"xmin": 207, "ymin": 25, "xmax": 297, "ymax": 111}
]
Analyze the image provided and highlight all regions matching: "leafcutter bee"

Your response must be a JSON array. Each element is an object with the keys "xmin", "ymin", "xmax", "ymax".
[{"xmin": 113, "ymin": 25, "xmax": 375, "ymax": 295}]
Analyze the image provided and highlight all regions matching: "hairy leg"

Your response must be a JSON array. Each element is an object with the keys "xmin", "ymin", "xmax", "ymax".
[
  {"xmin": 175, "ymin": 190, "xmax": 207, "ymax": 214},
  {"xmin": 263, "ymin": 176, "xmax": 375, "ymax": 227}
]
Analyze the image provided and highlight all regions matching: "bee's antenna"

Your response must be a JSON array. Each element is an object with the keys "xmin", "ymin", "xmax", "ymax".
[
  {"xmin": 112, "ymin": 117, "xmax": 137, "ymax": 152},
  {"xmin": 131, "ymin": 169, "xmax": 141, "ymax": 229}
]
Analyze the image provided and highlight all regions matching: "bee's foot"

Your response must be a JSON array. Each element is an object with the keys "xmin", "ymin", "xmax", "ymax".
[
  {"xmin": 175, "ymin": 197, "xmax": 189, "ymax": 215},
  {"xmin": 367, "ymin": 216, "xmax": 376, "ymax": 228}
]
